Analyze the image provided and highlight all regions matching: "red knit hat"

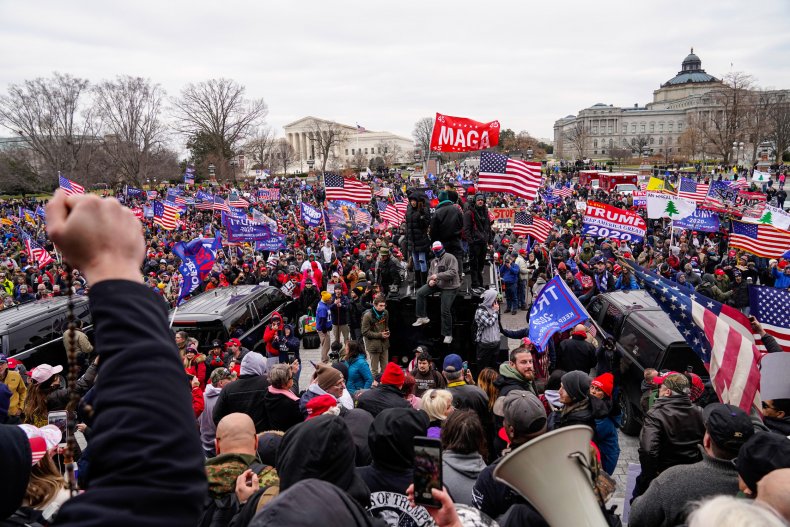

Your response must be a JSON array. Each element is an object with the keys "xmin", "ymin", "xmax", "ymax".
[
  {"xmin": 305, "ymin": 394, "xmax": 337, "ymax": 419},
  {"xmin": 380, "ymin": 362, "xmax": 405, "ymax": 388},
  {"xmin": 591, "ymin": 373, "xmax": 614, "ymax": 398}
]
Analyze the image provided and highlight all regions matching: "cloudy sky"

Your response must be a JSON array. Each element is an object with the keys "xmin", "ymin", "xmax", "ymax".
[{"xmin": 2, "ymin": 0, "xmax": 789, "ymax": 147}]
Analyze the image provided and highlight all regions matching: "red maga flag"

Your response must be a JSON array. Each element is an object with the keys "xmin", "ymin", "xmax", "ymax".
[{"xmin": 429, "ymin": 113, "xmax": 500, "ymax": 152}]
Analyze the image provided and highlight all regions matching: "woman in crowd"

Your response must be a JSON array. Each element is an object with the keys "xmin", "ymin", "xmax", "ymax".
[
  {"xmin": 343, "ymin": 340, "xmax": 373, "ymax": 396},
  {"xmin": 440, "ymin": 410, "xmax": 487, "ymax": 507},
  {"xmin": 421, "ymin": 389, "xmax": 454, "ymax": 437}
]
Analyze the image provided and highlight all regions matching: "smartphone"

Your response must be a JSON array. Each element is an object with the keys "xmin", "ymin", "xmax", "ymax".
[
  {"xmin": 413, "ymin": 436, "xmax": 443, "ymax": 508},
  {"xmin": 287, "ymin": 352, "xmax": 295, "ymax": 363},
  {"xmin": 48, "ymin": 410, "xmax": 69, "ymax": 449},
  {"xmin": 462, "ymin": 361, "xmax": 468, "ymax": 374}
]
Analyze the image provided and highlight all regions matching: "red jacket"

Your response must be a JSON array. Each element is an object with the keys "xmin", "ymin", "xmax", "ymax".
[
  {"xmin": 191, "ymin": 386, "xmax": 204, "ymax": 418},
  {"xmin": 262, "ymin": 311, "xmax": 284, "ymax": 356}
]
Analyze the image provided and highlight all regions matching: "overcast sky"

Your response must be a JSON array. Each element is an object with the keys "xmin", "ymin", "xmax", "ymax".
[{"xmin": 2, "ymin": 0, "xmax": 789, "ymax": 147}]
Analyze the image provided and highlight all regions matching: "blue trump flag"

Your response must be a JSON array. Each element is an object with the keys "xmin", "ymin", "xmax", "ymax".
[
  {"xmin": 173, "ymin": 233, "xmax": 222, "ymax": 305},
  {"xmin": 221, "ymin": 211, "xmax": 272, "ymax": 243},
  {"xmin": 300, "ymin": 202, "xmax": 322, "ymax": 227},
  {"xmin": 529, "ymin": 275, "xmax": 589, "ymax": 351},
  {"xmin": 255, "ymin": 234, "xmax": 287, "ymax": 252}
]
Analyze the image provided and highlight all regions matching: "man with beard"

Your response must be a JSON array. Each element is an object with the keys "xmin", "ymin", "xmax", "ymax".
[{"xmin": 463, "ymin": 194, "xmax": 492, "ymax": 294}]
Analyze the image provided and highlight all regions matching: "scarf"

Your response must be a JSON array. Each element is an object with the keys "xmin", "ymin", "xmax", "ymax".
[
  {"xmin": 268, "ymin": 385, "xmax": 299, "ymax": 401},
  {"xmin": 594, "ymin": 270, "xmax": 610, "ymax": 292},
  {"xmin": 372, "ymin": 307, "xmax": 385, "ymax": 320}
]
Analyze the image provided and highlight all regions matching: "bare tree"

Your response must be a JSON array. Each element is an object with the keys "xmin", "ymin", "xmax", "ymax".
[
  {"xmin": 698, "ymin": 72, "xmax": 753, "ymax": 163},
  {"xmin": 0, "ymin": 146, "xmax": 41, "ymax": 194},
  {"xmin": 308, "ymin": 119, "xmax": 348, "ymax": 176},
  {"xmin": 745, "ymin": 89, "xmax": 775, "ymax": 166},
  {"xmin": 350, "ymin": 150, "xmax": 369, "ymax": 172},
  {"xmin": 633, "ymin": 133, "xmax": 651, "ymax": 155},
  {"xmin": 412, "ymin": 117, "xmax": 433, "ymax": 167},
  {"xmin": 679, "ymin": 113, "xmax": 706, "ymax": 161},
  {"xmin": 271, "ymin": 138, "xmax": 296, "ymax": 176},
  {"xmin": 609, "ymin": 147, "xmax": 631, "ymax": 167},
  {"xmin": 0, "ymin": 72, "xmax": 96, "ymax": 186},
  {"xmin": 564, "ymin": 122, "xmax": 589, "ymax": 160},
  {"xmin": 769, "ymin": 93, "xmax": 790, "ymax": 164},
  {"xmin": 93, "ymin": 75, "xmax": 167, "ymax": 187},
  {"xmin": 171, "ymin": 78, "xmax": 267, "ymax": 182},
  {"xmin": 376, "ymin": 140, "xmax": 402, "ymax": 167},
  {"xmin": 244, "ymin": 126, "xmax": 277, "ymax": 172}
]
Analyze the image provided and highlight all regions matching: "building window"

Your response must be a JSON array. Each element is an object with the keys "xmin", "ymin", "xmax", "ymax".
[
  {"xmin": 650, "ymin": 123, "xmax": 655, "ymax": 132},
  {"xmin": 608, "ymin": 126, "xmax": 613, "ymax": 134},
  {"xmin": 351, "ymin": 148, "xmax": 355, "ymax": 155},
  {"xmin": 668, "ymin": 148, "xmax": 672, "ymax": 153},
  {"xmin": 668, "ymin": 123, "xmax": 673, "ymax": 132},
  {"xmin": 659, "ymin": 137, "xmax": 663, "ymax": 145},
  {"xmin": 649, "ymin": 137, "xmax": 654, "ymax": 144},
  {"xmin": 623, "ymin": 124, "xmax": 628, "ymax": 133},
  {"xmin": 592, "ymin": 126, "xmax": 598, "ymax": 134},
  {"xmin": 677, "ymin": 121, "xmax": 683, "ymax": 132},
  {"xmin": 384, "ymin": 147, "xmax": 388, "ymax": 153},
  {"xmin": 668, "ymin": 137, "xmax": 673, "ymax": 145},
  {"xmin": 364, "ymin": 148, "xmax": 368, "ymax": 154},
  {"xmin": 345, "ymin": 149, "xmax": 349, "ymax": 155},
  {"xmin": 640, "ymin": 124, "xmax": 646, "ymax": 132},
  {"xmin": 659, "ymin": 123, "xmax": 664, "ymax": 132},
  {"xmin": 609, "ymin": 139, "xmax": 613, "ymax": 148},
  {"xmin": 594, "ymin": 150, "xmax": 598, "ymax": 155},
  {"xmin": 623, "ymin": 139, "xmax": 628, "ymax": 146},
  {"xmin": 631, "ymin": 138, "xmax": 636, "ymax": 146},
  {"xmin": 631, "ymin": 124, "xmax": 636, "ymax": 133}
]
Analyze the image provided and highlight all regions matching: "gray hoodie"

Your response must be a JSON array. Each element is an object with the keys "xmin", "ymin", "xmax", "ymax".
[
  {"xmin": 199, "ymin": 384, "xmax": 223, "ymax": 452},
  {"xmin": 443, "ymin": 451, "xmax": 487, "ymax": 506},
  {"xmin": 475, "ymin": 289, "xmax": 501, "ymax": 345}
]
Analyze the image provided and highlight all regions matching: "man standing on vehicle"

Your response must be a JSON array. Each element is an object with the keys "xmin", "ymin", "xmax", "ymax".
[{"xmin": 463, "ymin": 194, "xmax": 492, "ymax": 294}]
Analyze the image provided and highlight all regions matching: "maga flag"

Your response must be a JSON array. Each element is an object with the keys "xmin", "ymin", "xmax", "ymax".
[{"xmin": 429, "ymin": 113, "xmax": 500, "ymax": 152}]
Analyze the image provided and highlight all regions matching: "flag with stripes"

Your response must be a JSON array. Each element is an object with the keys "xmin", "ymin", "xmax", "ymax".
[
  {"xmin": 354, "ymin": 208, "xmax": 372, "ymax": 230},
  {"xmin": 58, "ymin": 175, "xmax": 85, "ymax": 196},
  {"xmin": 513, "ymin": 211, "xmax": 553, "ymax": 243},
  {"xmin": 212, "ymin": 196, "xmax": 231, "ymax": 213},
  {"xmin": 374, "ymin": 188, "xmax": 390, "ymax": 198},
  {"xmin": 153, "ymin": 200, "xmax": 179, "ymax": 230},
  {"xmin": 477, "ymin": 152, "xmax": 542, "ymax": 201},
  {"xmin": 749, "ymin": 286, "xmax": 790, "ymax": 353},
  {"xmin": 379, "ymin": 201, "xmax": 407, "ymax": 227},
  {"xmin": 729, "ymin": 220, "xmax": 790, "ymax": 258},
  {"xmin": 184, "ymin": 167, "xmax": 195, "ymax": 185},
  {"xmin": 730, "ymin": 178, "xmax": 750, "ymax": 190},
  {"xmin": 24, "ymin": 235, "xmax": 54, "ymax": 268},
  {"xmin": 629, "ymin": 262, "xmax": 760, "ymax": 413},
  {"xmin": 702, "ymin": 180, "xmax": 739, "ymax": 213},
  {"xmin": 325, "ymin": 173, "xmax": 372, "ymax": 203},
  {"xmin": 677, "ymin": 178, "xmax": 709, "ymax": 204},
  {"xmin": 228, "ymin": 192, "xmax": 250, "ymax": 208},
  {"xmin": 552, "ymin": 185, "xmax": 573, "ymax": 199}
]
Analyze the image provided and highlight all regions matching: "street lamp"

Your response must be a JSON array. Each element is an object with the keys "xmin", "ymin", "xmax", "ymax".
[{"xmin": 208, "ymin": 163, "xmax": 216, "ymax": 179}]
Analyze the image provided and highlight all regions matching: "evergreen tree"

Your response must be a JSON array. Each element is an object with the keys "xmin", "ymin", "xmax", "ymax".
[
  {"xmin": 758, "ymin": 211, "xmax": 773, "ymax": 224},
  {"xmin": 664, "ymin": 200, "xmax": 680, "ymax": 217}
]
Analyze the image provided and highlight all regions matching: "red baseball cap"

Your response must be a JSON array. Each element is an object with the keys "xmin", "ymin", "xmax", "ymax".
[{"xmin": 226, "ymin": 338, "xmax": 241, "ymax": 347}]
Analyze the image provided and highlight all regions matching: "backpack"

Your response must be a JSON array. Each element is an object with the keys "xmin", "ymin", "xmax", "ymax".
[{"xmin": 198, "ymin": 462, "xmax": 266, "ymax": 527}]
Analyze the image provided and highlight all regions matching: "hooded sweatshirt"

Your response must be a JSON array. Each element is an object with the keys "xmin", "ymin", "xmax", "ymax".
[
  {"xmin": 495, "ymin": 363, "xmax": 537, "ymax": 397},
  {"xmin": 443, "ymin": 451, "xmax": 487, "ymax": 506},
  {"xmin": 198, "ymin": 383, "xmax": 223, "ymax": 453},
  {"xmin": 240, "ymin": 352, "xmax": 268, "ymax": 377},
  {"xmin": 474, "ymin": 289, "xmax": 500, "ymax": 345}
]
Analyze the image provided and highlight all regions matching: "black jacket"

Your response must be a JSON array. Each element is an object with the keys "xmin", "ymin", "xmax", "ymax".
[
  {"xmin": 557, "ymin": 335, "xmax": 597, "ymax": 374},
  {"xmin": 356, "ymin": 384, "xmax": 411, "ymax": 417},
  {"xmin": 213, "ymin": 374, "xmax": 271, "ymax": 432},
  {"xmin": 54, "ymin": 281, "xmax": 206, "ymax": 527},
  {"xmin": 263, "ymin": 390, "xmax": 304, "ymax": 432},
  {"xmin": 357, "ymin": 408, "xmax": 429, "ymax": 494},
  {"xmin": 405, "ymin": 195, "xmax": 431, "ymax": 253},
  {"xmin": 372, "ymin": 257, "xmax": 401, "ymax": 291},
  {"xmin": 463, "ymin": 205, "xmax": 492, "ymax": 246},
  {"xmin": 430, "ymin": 201, "xmax": 463, "ymax": 250},
  {"xmin": 634, "ymin": 394, "xmax": 704, "ymax": 498}
]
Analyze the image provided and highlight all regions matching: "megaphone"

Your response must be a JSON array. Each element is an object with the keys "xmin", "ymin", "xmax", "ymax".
[{"xmin": 493, "ymin": 425, "xmax": 607, "ymax": 527}]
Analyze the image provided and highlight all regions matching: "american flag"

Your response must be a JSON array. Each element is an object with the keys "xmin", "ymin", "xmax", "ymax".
[
  {"xmin": 195, "ymin": 194, "xmax": 214, "ymax": 211},
  {"xmin": 356, "ymin": 123, "xmax": 366, "ymax": 133},
  {"xmin": 228, "ymin": 192, "xmax": 250, "ymax": 208},
  {"xmin": 354, "ymin": 208, "xmax": 372, "ymax": 229},
  {"xmin": 379, "ymin": 201, "xmax": 407, "ymax": 227},
  {"xmin": 630, "ymin": 263, "xmax": 760, "ymax": 413},
  {"xmin": 184, "ymin": 167, "xmax": 195, "ymax": 185},
  {"xmin": 749, "ymin": 286, "xmax": 790, "ymax": 353},
  {"xmin": 703, "ymin": 180, "xmax": 739, "ymax": 213},
  {"xmin": 257, "ymin": 188, "xmax": 280, "ymax": 201},
  {"xmin": 730, "ymin": 178, "xmax": 750, "ymax": 190},
  {"xmin": 374, "ymin": 188, "xmax": 390, "ymax": 198},
  {"xmin": 552, "ymin": 185, "xmax": 573, "ymax": 199},
  {"xmin": 24, "ymin": 235, "xmax": 53, "ymax": 268},
  {"xmin": 153, "ymin": 200, "xmax": 179, "ymax": 230},
  {"xmin": 513, "ymin": 211, "xmax": 553, "ymax": 243},
  {"xmin": 212, "ymin": 196, "xmax": 231, "ymax": 213},
  {"xmin": 477, "ymin": 152, "xmax": 542, "ymax": 202},
  {"xmin": 174, "ymin": 195, "xmax": 188, "ymax": 206},
  {"xmin": 58, "ymin": 175, "xmax": 85, "ymax": 196},
  {"xmin": 325, "ymin": 174, "xmax": 372, "ymax": 203},
  {"xmin": 677, "ymin": 178, "xmax": 710, "ymax": 204},
  {"xmin": 730, "ymin": 221, "xmax": 790, "ymax": 258}
]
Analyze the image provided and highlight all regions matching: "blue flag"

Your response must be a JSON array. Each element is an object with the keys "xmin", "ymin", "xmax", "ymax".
[
  {"xmin": 173, "ymin": 234, "xmax": 222, "ymax": 305},
  {"xmin": 301, "ymin": 202, "xmax": 322, "ymax": 227},
  {"xmin": 254, "ymin": 234, "xmax": 287, "ymax": 252},
  {"xmin": 529, "ymin": 275, "xmax": 590, "ymax": 351},
  {"xmin": 126, "ymin": 186, "xmax": 147, "ymax": 200},
  {"xmin": 221, "ymin": 211, "xmax": 272, "ymax": 243}
]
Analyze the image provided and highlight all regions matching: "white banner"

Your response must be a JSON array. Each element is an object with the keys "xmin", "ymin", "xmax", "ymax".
[{"xmin": 646, "ymin": 192, "xmax": 696, "ymax": 220}]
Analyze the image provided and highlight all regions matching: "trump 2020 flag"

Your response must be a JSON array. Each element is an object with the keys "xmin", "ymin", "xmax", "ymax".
[
  {"xmin": 173, "ymin": 234, "xmax": 222, "ymax": 305},
  {"xmin": 300, "ymin": 202, "xmax": 322, "ymax": 227},
  {"xmin": 529, "ymin": 275, "xmax": 589, "ymax": 351}
]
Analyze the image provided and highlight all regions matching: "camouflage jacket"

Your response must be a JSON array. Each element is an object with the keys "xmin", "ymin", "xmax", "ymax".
[{"xmin": 205, "ymin": 452, "xmax": 279, "ymax": 498}]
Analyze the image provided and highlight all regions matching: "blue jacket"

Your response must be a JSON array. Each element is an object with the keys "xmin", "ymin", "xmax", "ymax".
[
  {"xmin": 316, "ymin": 300, "xmax": 333, "ymax": 332},
  {"xmin": 345, "ymin": 354, "xmax": 373, "ymax": 395},
  {"xmin": 499, "ymin": 263, "xmax": 520, "ymax": 284},
  {"xmin": 594, "ymin": 415, "xmax": 621, "ymax": 476},
  {"xmin": 615, "ymin": 274, "xmax": 640, "ymax": 290},
  {"xmin": 772, "ymin": 268, "xmax": 790, "ymax": 288}
]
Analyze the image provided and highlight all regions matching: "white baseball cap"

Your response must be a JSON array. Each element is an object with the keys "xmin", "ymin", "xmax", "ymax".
[{"xmin": 30, "ymin": 364, "xmax": 63, "ymax": 384}]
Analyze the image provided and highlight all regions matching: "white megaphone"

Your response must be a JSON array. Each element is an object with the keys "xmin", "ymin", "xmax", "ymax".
[{"xmin": 493, "ymin": 425, "xmax": 608, "ymax": 527}]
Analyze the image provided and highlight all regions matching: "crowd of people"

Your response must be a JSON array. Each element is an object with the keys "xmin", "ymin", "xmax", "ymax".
[{"xmin": 1, "ymin": 159, "xmax": 790, "ymax": 526}]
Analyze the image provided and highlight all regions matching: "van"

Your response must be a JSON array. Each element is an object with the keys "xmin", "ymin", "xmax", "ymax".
[
  {"xmin": 586, "ymin": 290, "xmax": 711, "ymax": 435},
  {"xmin": 3, "ymin": 296, "xmax": 93, "ymax": 369},
  {"xmin": 170, "ymin": 285, "xmax": 294, "ymax": 353}
]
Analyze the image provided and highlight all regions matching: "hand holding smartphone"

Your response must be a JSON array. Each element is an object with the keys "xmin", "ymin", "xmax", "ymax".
[{"xmin": 413, "ymin": 436, "xmax": 443, "ymax": 508}]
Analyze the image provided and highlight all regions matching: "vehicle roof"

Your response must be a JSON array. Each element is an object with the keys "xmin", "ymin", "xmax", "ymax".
[
  {"xmin": 0, "ymin": 296, "xmax": 90, "ymax": 333},
  {"xmin": 172, "ymin": 285, "xmax": 278, "ymax": 322},
  {"xmin": 601, "ymin": 291, "xmax": 686, "ymax": 347}
]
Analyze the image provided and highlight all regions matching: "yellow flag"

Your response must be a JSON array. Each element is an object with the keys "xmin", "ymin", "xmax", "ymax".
[
  {"xmin": 646, "ymin": 177, "xmax": 665, "ymax": 191},
  {"xmin": 0, "ymin": 218, "xmax": 12, "ymax": 226}
]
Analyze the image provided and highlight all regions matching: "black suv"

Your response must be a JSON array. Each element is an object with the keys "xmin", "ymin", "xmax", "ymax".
[
  {"xmin": 586, "ymin": 290, "xmax": 710, "ymax": 435},
  {"xmin": 2, "ymin": 296, "xmax": 93, "ymax": 369},
  {"xmin": 170, "ymin": 285, "xmax": 294, "ymax": 353}
]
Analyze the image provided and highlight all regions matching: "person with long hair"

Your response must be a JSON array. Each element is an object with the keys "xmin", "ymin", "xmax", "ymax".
[
  {"xmin": 343, "ymin": 340, "xmax": 373, "ymax": 395},
  {"xmin": 476, "ymin": 367, "xmax": 500, "ymax": 414},
  {"xmin": 441, "ymin": 410, "xmax": 488, "ymax": 507},
  {"xmin": 23, "ymin": 454, "xmax": 71, "ymax": 521},
  {"xmin": 23, "ymin": 365, "xmax": 69, "ymax": 427}
]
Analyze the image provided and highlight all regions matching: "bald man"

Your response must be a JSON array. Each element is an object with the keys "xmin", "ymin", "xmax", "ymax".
[
  {"xmin": 557, "ymin": 324, "xmax": 596, "ymax": 374},
  {"xmin": 757, "ymin": 469, "xmax": 790, "ymax": 523},
  {"xmin": 201, "ymin": 413, "xmax": 279, "ymax": 524}
]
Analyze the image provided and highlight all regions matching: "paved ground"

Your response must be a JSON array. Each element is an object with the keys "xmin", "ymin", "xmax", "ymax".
[{"xmin": 298, "ymin": 308, "xmax": 639, "ymax": 524}]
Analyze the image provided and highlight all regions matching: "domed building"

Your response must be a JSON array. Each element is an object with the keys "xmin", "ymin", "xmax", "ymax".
[{"xmin": 651, "ymin": 49, "xmax": 722, "ymax": 105}]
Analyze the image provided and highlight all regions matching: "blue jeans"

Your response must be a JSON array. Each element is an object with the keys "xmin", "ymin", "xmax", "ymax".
[
  {"xmin": 412, "ymin": 251, "xmax": 428, "ymax": 272},
  {"xmin": 517, "ymin": 279, "xmax": 527, "ymax": 308},
  {"xmin": 504, "ymin": 282, "xmax": 518, "ymax": 312}
]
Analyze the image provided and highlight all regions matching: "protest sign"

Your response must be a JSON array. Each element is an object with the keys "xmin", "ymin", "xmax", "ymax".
[
  {"xmin": 490, "ymin": 208, "xmax": 515, "ymax": 226},
  {"xmin": 582, "ymin": 201, "xmax": 647, "ymax": 243},
  {"xmin": 429, "ymin": 113, "xmax": 500, "ymax": 152},
  {"xmin": 632, "ymin": 191, "xmax": 646, "ymax": 208},
  {"xmin": 529, "ymin": 276, "xmax": 589, "ymax": 351},
  {"xmin": 173, "ymin": 235, "xmax": 222, "ymax": 304},
  {"xmin": 672, "ymin": 209, "xmax": 720, "ymax": 233}
]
